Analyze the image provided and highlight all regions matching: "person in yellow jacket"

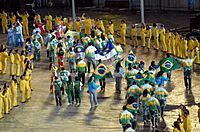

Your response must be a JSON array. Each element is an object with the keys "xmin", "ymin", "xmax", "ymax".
[
  {"xmin": 171, "ymin": 33, "xmax": 176, "ymax": 55},
  {"xmin": 20, "ymin": 75, "xmax": 26, "ymax": 103},
  {"xmin": 131, "ymin": 24, "xmax": 138, "ymax": 49},
  {"xmin": 2, "ymin": 83, "xmax": 9, "ymax": 114},
  {"xmin": 98, "ymin": 19, "xmax": 105, "ymax": 32},
  {"xmin": 160, "ymin": 25, "xmax": 167, "ymax": 52},
  {"xmin": 120, "ymin": 20, "xmax": 127, "ymax": 46},
  {"xmin": 182, "ymin": 37, "xmax": 188, "ymax": 59},
  {"xmin": 24, "ymin": 63, "xmax": 32, "ymax": 99},
  {"xmin": 84, "ymin": 15, "xmax": 92, "ymax": 35},
  {"xmin": 17, "ymin": 11, "xmax": 29, "ymax": 36},
  {"xmin": 183, "ymin": 109, "xmax": 192, "ymax": 132},
  {"xmin": 21, "ymin": 50, "xmax": 26, "ymax": 74},
  {"xmin": 0, "ymin": 10, "xmax": 8, "ymax": 34},
  {"xmin": 14, "ymin": 49, "xmax": 21, "ymax": 77},
  {"xmin": 9, "ymin": 12, "xmax": 16, "ymax": 26},
  {"xmin": 6, "ymin": 84, "xmax": 12, "ymax": 111},
  {"xmin": 11, "ymin": 75, "xmax": 18, "ymax": 107},
  {"xmin": 175, "ymin": 32, "xmax": 181, "ymax": 57},
  {"xmin": 173, "ymin": 121, "xmax": 185, "ymax": 132},
  {"xmin": 67, "ymin": 17, "xmax": 73, "ymax": 31},
  {"xmin": 75, "ymin": 17, "xmax": 82, "ymax": 32},
  {"xmin": 8, "ymin": 49, "xmax": 15, "ymax": 76},
  {"xmin": 165, "ymin": 30, "xmax": 172, "ymax": 54},
  {"xmin": 0, "ymin": 87, "xmax": 5, "ymax": 119},
  {"xmin": 1, "ymin": 48, "xmax": 8, "ymax": 74},
  {"xmin": 34, "ymin": 13, "xmax": 41, "ymax": 25},
  {"xmin": 188, "ymin": 37, "xmax": 195, "ymax": 58},
  {"xmin": 107, "ymin": 20, "xmax": 114, "ymax": 35},
  {"xmin": 44, "ymin": 13, "xmax": 53, "ymax": 32},
  {"xmin": 153, "ymin": 23, "xmax": 159, "ymax": 50},
  {"xmin": 146, "ymin": 25, "xmax": 152, "ymax": 50},
  {"xmin": 140, "ymin": 24, "xmax": 146, "ymax": 47},
  {"xmin": 54, "ymin": 16, "xmax": 62, "ymax": 27},
  {"xmin": 194, "ymin": 38, "xmax": 200, "ymax": 64}
]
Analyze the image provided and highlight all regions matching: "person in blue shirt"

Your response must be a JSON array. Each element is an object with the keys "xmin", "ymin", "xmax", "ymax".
[
  {"xmin": 155, "ymin": 71, "xmax": 169, "ymax": 86},
  {"xmin": 87, "ymin": 76, "xmax": 100, "ymax": 108},
  {"xmin": 6, "ymin": 25, "xmax": 15, "ymax": 48},
  {"xmin": 15, "ymin": 21, "xmax": 24, "ymax": 48}
]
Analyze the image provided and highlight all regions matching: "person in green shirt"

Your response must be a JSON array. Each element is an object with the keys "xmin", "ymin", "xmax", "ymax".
[
  {"xmin": 53, "ymin": 76, "xmax": 62, "ymax": 106},
  {"xmin": 74, "ymin": 76, "xmax": 83, "ymax": 106},
  {"xmin": 60, "ymin": 67, "xmax": 70, "ymax": 95},
  {"xmin": 33, "ymin": 39, "xmax": 41, "ymax": 61},
  {"xmin": 66, "ymin": 76, "xmax": 74, "ymax": 105}
]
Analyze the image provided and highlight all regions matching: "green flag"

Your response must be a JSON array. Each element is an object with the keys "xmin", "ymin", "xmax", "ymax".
[
  {"xmin": 93, "ymin": 63, "xmax": 113, "ymax": 80},
  {"xmin": 158, "ymin": 57, "xmax": 180, "ymax": 72},
  {"xmin": 125, "ymin": 50, "xmax": 137, "ymax": 68}
]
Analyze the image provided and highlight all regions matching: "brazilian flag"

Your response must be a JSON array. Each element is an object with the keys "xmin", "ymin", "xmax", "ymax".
[
  {"xmin": 128, "ymin": 72, "xmax": 151, "ymax": 86},
  {"xmin": 93, "ymin": 63, "xmax": 113, "ymax": 80},
  {"xmin": 125, "ymin": 50, "xmax": 136, "ymax": 67},
  {"xmin": 74, "ymin": 44, "xmax": 85, "ymax": 53},
  {"xmin": 158, "ymin": 57, "xmax": 180, "ymax": 72}
]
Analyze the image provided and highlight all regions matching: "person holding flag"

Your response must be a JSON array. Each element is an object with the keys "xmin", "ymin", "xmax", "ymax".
[
  {"xmin": 125, "ymin": 50, "xmax": 136, "ymax": 68},
  {"xmin": 114, "ymin": 61, "xmax": 124, "ymax": 94},
  {"xmin": 176, "ymin": 47, "xmax": 198, "ymax": 90},
  {"xmin": 93, "ymin": 59, "xmax": 112, "ymax": 93}
]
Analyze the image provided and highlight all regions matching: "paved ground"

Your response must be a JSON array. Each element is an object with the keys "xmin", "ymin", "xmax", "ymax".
[{"xmin": 0, "ymin": 9, "xmax": 200, "ymax": 132}]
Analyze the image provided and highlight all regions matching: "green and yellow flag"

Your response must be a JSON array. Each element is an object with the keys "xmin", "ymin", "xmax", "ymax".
[
  {"xmin": 158, "ymin": 57, "xmax": 180, "ymax": 72},
  {"xmin": 125, "ymin": 50, "xmax": 137, "ymax": 67},
  {"xmin": 93, "ymin": 63, "xmax": 112, "ymax": 80}
]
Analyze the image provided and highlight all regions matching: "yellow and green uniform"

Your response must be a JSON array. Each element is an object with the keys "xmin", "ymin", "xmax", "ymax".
[
  {"xmin": 126, "ymin": 85, "xmax": 142, "ymax": 100},
  {"xmin": 140, "ymin": 94, "xmax": 151, "ymax": 123},
  {"xmin": 160, "ymin": 28, "xmax": 166, "ymax": 52},
  {"xmin": 77, "ymin": 60, "xmax": 87, "ymax": 74},
  {"xmin": 66, "ymin": 82, "xmax": 74, "ymax": 104},
  {"xmin": 140, "ymin": 27, "xmax": 146, "ymax": 47},
  {"xmin": 11, "ymin": 80, "xmax": 18, "ymax": 107},
  {"xmin": 126, "ymin": 103, "xmax": 139, "ymax": 129},
  {"xmin": 119, "ymin": 110, "xmax": 134, "ymax": 129},
  {"xmin": 1, "ymin": 51, "xmax": 8, "ymax": 74},
  {"xmin": 17, "ymin": 12, "xmax": 29, "ymax": 36},
  {"xmin": 131, "ymin": 27, "xmax": 138, "ymax": 48},
  {"xmin": 9, "ymin": 53, "xmax": 15, "ymax": 76},
  {"xmin": 141, "ymin": 83, "xmax": 153, "ymax": 94},
  {"xmin": 154, "ymin": 26, "xmax": 159, "ymax": 50},
  {"xmin": 20, "ymin": 79, "xmax": 26, "ymax": 102},
  {"xmin": 15, "ymin": 53, "xmax": 21, "ymax": 76},
  {"xmin": 120, "ymin": 23, "xmax": 127, "ymax": 45},
  {"xmin": 146, "ymin": 28, "xmax": 152, "ymax": 49},
  {"xmin": 0, "ymin": 12, "xmax": 8, "ymax": 33}
]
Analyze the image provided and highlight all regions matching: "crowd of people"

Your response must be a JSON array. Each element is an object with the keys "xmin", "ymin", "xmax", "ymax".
[{"xmin": 0, "ymin": 10, "xmax": 200, "ymax": 131}]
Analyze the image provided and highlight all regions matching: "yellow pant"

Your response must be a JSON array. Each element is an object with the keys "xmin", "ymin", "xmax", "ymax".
[
  {"xmin": 29, "ymin": 79, "xmax": 32, "ymax": 90},
  {"xmin": 3, "ymin": 97, "xmax": 9, "ymax": 114},
  {"xmin": 141, "ymin": 36, "xmax": 146, "ymax": 47},
  {"xmin": 2, "ymin": 22, "xmax": 8, "ymax": 33},
  {"xmin": 160, "ymin": 38, "xmax": 167, "ymax": 51},
  {"xmin": 0, "ymin": 61, "xmax": 2, "ymax": 71},
  {"xmin": 182, "ymin": 50, "xmax": 187, "ymax": 59},
  {"xmin": 131, "ymin": 37, "xmax": 138, "ymax": 48},
  {"xmin": 10, "ymin": 63, "xmax": 14, "ymax": 76},
  {"xmin": 121, "ymin": 32, "xmax": 126, "ymax": 45},
  {"xmin": 21, "ymin": 89, "xmax": 26, "ymax": 102},
  {"xmin": 8, "ymin": 96, "xmax": 12, "ymax": 110},
  {"xmin": 11, "ymin": 88, "xmax": 18, "ymax": 107},
  {"xmin": 16, "ymin": 63, "xmax": 20, "ymax": 76},
  {"xmin": 85, "ymin": 27, "xmax": 91, "ymax": 35},
  {"xmin": 0, "ymin": 99, "xmax": 2, "ymax": 119},
  {"xmin": 154, "ymin": 38, "xmax": 159, "ymax": 50},
  {"xmin": 2, "ymin": 61, "xmax": 7, "ymax": 74},
  {"xmin": 22, "ymin": 64, "xmax": 25, "ymax": 75},
  {"xmin": 146, "ymin": 38, "xmax": 151, "ymax": 49},
  {"xmin": 25, "ymin": 81, "xmax": 31, "ymax": 100},
  {"xmin": 23, "ymin": 22, "xmax": 29, "ymax": 35}
]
